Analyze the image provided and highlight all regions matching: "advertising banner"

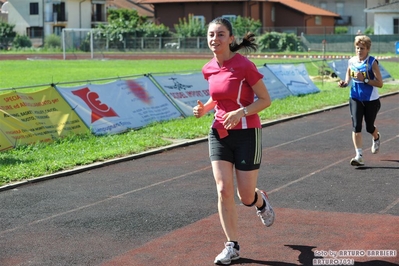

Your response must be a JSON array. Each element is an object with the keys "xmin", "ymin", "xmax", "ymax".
[
  {"xmin": 328, "ymin": 59, "xmax": 393, "ymax": 81},
  {"xmin": 328, "ymin": 59, "xmax": 349, "ymax": 81},
  {"xmin": 56, "ymin": 78, "xmax": 182, "ymax": 135},
  {"xmin": 258, "ymin": 66, "xmax": 292, "ymax": 100},
  {"xmin": 266, "ymin": 63, "xmax": 320, "ymax": 96},
  {"xmin": 1, "ymin": 63, "xmax": 332, "ymax": 153},
  {"xmin": 150, "ymin": 73, "xmax": 210, "ymax": 117},
  {"xmin": 0, "ymin": 87, "xmax": 88, "ymax": 151}
]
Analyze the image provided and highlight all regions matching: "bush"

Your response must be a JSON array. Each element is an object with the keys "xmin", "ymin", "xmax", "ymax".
[
  {"xmin": 258, "ymin": 32, "xmax": 280, "ymax": 50},
  {"xmin": 12, "ymin": 35, "xmax": 32, "ymax": 48},
  {"xmin": 0, "ymin": 22, "xmax": 17, "ymax": 49},
  {"xmin": 364, "ymin": 27, "xmax": 374, "ymax": 35},
  {"xmin": 258, "ymin": 32, "xmax": 302, "ymax": 52},
  {"xmin": 44, "ymin": 34, "xmax": 61, "ymax": 49},
  {"xmin": 79, "ymin": 36, "xmax": 91, "ymax": 52},
  {"xmin": 335, "ymin": 26, "xmax": 348, "ymax": 34},
  {"xmin": 139, "ymin": 22, "xmax": 171, "ymax": 37},
  {"xmin": 279, "ymin": 33, "xmax": 302, "ymax": 52}
]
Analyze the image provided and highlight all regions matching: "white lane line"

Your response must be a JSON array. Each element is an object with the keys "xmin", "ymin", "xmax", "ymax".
[
  {"xmin": 0, "ymin": 166, "xmax": 212, "ymax": 235},
  {"xmin": 1, "ymin": 108, "xmax": 397, "ymax": 235},
  {"xmin": 267, "ymin": 135, "xmax": 399, "ymax": 195},
  {"xmin": 380, "ymin": 197, "xmax": 399, "ymax": 214}
]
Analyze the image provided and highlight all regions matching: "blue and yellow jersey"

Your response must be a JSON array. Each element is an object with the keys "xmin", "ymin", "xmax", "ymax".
[{"xmin": 348, "ymin": 55, "xmax": 379, "ymax": 101}]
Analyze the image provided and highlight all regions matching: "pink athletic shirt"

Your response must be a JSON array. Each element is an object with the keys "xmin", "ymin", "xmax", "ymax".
[{"xmin": 202, "ymin": 53, "xmax": 263, "ymax": 130}]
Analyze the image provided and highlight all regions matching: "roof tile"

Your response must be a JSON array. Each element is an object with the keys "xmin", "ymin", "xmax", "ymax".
[{"xmin": 138, "ymin": 0, "xmax": 339, "ymax": 17}]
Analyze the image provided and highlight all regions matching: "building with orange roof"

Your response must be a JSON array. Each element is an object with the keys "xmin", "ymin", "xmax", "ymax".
[
  {"xmin": 107, "ymin": 0, "xmax": 153, "ymax": 19},
  {"xmin": 138, "ymin": 0, "xmax": 340, "ymax": 35},
  {"xmin": 300, "ymin": 0, "xmax": 397, "ymax": 34}
]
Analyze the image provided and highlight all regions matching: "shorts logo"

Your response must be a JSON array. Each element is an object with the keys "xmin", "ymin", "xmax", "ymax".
[{"xmin": 241, "ymin": 160, "xmax": 247, "ymax": 164}]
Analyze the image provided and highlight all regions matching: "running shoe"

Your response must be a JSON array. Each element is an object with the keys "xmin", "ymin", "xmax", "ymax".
[
  {"xmin": 257, "ymin": 190, "xmax": 275, "ymax": 227},
  {"xmin": 371, "ymin": 133, "xmax": 380, "ymax": 154},
  {"xmin": 214, "ymin": 242, "xmax": 240, "ymax": 265},
  {"xmin": 350, "ymin": 156, "xmax": 364, "ymax": 166}
]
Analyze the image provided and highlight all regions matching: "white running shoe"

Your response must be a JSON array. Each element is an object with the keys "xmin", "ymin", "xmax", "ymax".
[
  {"xmin": 371, "ymin": 133, "xmax": 380, "ymax": 154},
  {"xmin": 350, "ymin": 156, "xmax": 364, "ymax": 166},
  {"xmin": 257, "ymin": 190, "xmax": 275, "ymax": 227},
  {"xmin": 214, "ymin": 242, "xmax": 240, "ymax": 265}
]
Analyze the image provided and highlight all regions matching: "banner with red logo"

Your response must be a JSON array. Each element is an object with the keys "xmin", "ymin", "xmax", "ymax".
[
  {"xmin": 1, "ymin": 64, "xmax": 331, "ymax": 152},
  {"xmin": 55, "ymin": 78, "xmax": 183, "ymax": 135},
  {"xmin": 0, "ymin": 87, "xmax": 88, "ymax": 151}
]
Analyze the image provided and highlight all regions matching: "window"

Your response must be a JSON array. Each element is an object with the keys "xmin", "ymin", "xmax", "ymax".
[
  {"xmin": 222, "ymin": 15, "xmax": 237, "ymax": 22},
  {"xmin": 315, "ymin": 16, "xmax": 322, "ymax": 25},
  {"xmin": 271, "ymin": 7, "xmax": 275, "ymax": 22},
  {"xmin": 320, "ymin": 2, "xmax": 327, "ymax": 10},
  {"xmin": 336, "ymin": 2, "xmax": 344, "ymax": 16},
  {"xmin": 92, "ymin": 4, "xmax": 105, "ymax": 22},
  {"xmin": 53, "ymin": 2, "xmax": 66, "ymax": 21},
  {"xmin": 30, "ymin": 2, "xmax": 39, "ymax": 15},
  {"xmin": 27, "ymin": 27, "xmax": 43, "ymax": 38},
  {"xmin": 53, "ymin": 26, "xmax": 64, "ymax": 36},
  {"xmin": 193, "ymin": 15, "xmax": 205, "ymax": 27},
  {"xmin": 394, "ymin": 18, "xmax": 399, "ymax": 34}
]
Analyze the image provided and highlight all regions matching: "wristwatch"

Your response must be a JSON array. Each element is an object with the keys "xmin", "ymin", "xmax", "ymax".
[
  {"xmin": 243, "ymin": 107, "xmax": 248, "ymax": 116},
  {"xmin": 364, "ymin": 78, "xmax": 369, "ymax": 84}
]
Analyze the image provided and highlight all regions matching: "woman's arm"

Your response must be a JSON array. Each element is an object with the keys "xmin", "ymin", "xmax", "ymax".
[
  {"xmin": 222, "ymin": 79, "xmax": 271, "ymax": 129},
  {"xmin": 338, "ymin": 66, "xmax": 352, "ymax": 87},
  {"xmin": 193, "ymin": 97, "xmax": 215, "ymax": 118},
  {"xmin": 369, "ymin": 60, "xmax": 384, "ymax": 88},
  {"xmin": 242, "ymin": 79, "xmax": 271, "ymax": 116}
]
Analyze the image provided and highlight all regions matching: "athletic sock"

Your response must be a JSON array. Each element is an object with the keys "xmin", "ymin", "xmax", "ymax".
[
  {"xmin": 257, "ymin": 199, "xmax": 266, "ymax": 211},
  {"xmin": 230, "ymin": 241, "xmax": 240, "ymax": 250},
  {"xmin": 356, "ymin": 148, "xmax": 363, "ymax": 158}
]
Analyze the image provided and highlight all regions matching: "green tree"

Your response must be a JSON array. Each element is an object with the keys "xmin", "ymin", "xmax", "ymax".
[
  {"xmin": 139, "ymin": 22, "xmax": 171, "ymax": 37},
  {"xmin": 0, "ymin": 22, "xmax": 17, "ymax": 49},
  {"xmin": 96, "ymin": 8, "xmax": 170, "ymax": 41},
  {"xmin": 12, "ymin": 35, "xmax": 32, "ymax": 49},
  {"xmin": 232, "ymin": 16, "xmax": 262, "ymax": 37},
  {"xmin": 97, "ymin": 9, "xmax": 147, "ymax": 41},
  {"xmin": 174, "ymin": 14, "xmax": 206, "ymax": 37}
]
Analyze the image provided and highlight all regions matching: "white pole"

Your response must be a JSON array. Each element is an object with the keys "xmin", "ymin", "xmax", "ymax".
[
  {"xmin": 62, "ymin": 29, "xmax": 66, "ymax": 60},
  {"xmin": 90, "ymin": 30, "xmax": 94, "ymax": 59}
]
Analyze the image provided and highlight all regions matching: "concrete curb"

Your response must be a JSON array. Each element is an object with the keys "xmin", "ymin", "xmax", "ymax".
[{"xmin": 1, "ymin": 91, "xmax": 398, "ymax": 192}]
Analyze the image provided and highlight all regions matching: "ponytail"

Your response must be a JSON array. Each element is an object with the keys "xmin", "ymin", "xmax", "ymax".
[
  {"xmin": 230, "ymin": 32, "xmax": 258, "ymax": 53},
  {"xmin": 209, "ymin": 17, "xmax": 258, "ymax": 53}
]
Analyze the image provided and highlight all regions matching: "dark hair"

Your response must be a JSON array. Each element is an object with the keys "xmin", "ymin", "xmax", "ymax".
[{"xmin": 209, "ymin": 17, "xmax": 258, "ymax": 53}]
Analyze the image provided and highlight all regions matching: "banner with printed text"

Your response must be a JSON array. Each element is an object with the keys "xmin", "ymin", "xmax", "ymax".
[
  {"xmin": 55, "ymin": 78, "xmax": 183, "ymax": 135},
  {"xmin": 150, "ymin": 73, "xmax": 210, "ymax": 117},
  {"xmin": 266, "ymin": 63, "xmax": 320, "ymax": 96},
  {"xmin": 258, "ymin": 66, "xmax": 292, "ymax": 100},
  {"xmin": 0, "ymin": 87, "xmax": 89, "ymax": 151},
  {"xmin": 327, "ymin": 59, "xmax": 393, "ymax": 82},
  {"xmin": 1, "ymin": 64, "xmax": 333, "ymax": 153}
]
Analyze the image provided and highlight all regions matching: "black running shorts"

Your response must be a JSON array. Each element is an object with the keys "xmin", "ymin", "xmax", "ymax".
[{"xmin": 208, "ymin": 128, "xmax": 262, "ymax": 171}]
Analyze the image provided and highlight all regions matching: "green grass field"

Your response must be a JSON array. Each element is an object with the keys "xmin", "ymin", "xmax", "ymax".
[{"xmin": 0, "ymin": 56, "xmax": 398, "ymax": 186}]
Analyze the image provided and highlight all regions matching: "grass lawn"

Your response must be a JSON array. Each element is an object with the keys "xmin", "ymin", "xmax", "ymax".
[{"xmin": 0, "ymin": 56, "xmax": 398, "ymax": 186}]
